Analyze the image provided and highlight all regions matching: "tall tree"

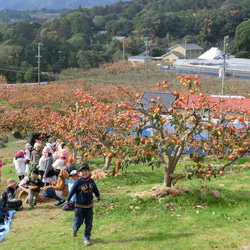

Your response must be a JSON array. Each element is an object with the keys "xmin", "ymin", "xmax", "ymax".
[{"xmin": 233, "ymin": 18, "xmax": 250, "ymax": 58}]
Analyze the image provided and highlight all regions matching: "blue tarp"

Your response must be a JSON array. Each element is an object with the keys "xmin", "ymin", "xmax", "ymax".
[
  {"xmin": 0, "ymin": 210, "xmax": 16, "ymax": 242},
  {"xmin": 162, "ymin": 66, "xmax": 170, "ymax": 70}
]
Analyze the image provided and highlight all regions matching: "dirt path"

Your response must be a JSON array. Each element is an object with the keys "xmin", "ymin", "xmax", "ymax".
[{"xmin": 0, "ymin": 139, "xmax": 26, "ymax": 158}]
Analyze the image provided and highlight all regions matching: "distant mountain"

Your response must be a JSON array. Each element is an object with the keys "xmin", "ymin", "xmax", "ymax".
[{"xmin": 0, "ymin": 0, "xmax": 132, "ymax": 11}]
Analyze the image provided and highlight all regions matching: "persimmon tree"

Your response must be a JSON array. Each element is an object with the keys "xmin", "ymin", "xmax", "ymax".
[
  {"xmin": 0, "ymin": 82, "xmax": 132, "ymax": 137},
  {"xmin": 51, "ymin": 88, "xmax": 137, "ymax": 169},
  {"xmin": 0, "ymin": 82, "xmax": 140, "ymax": 168},
  {"xmin": 1, "ymin": 78, "xmax": 249, "ymax": 183},
  {"xmin": 114, "ymin": 75, "xmax": 250, "ymax": 187},
  {"xmin": 0, "ymin": 83, "xmax": 78, "ymax": 137}
]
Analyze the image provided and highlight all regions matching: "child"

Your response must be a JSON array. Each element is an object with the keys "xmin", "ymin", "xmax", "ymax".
[
  {"xmin": 43, "ymin": 146, "xmax": 56, "ymax": 186},
  {"xmin": 58, "ymin": 141, "xmax": 66, "ymax": 157},
  {"xmin": 67, "ymin": 156, "xmax": 76, "ymax": 174},
  {"xmin": 43, "ymin": 159, "xmax": 69, "ymax": 207},
  {"xmin": 13, "ymin": 150, "xmax": 26, "ymax": 180},
  {"xmin": 0, "ymin": 159, "xmax": 2, "ymax": 183},
  {"xmin": 1, "ymin": 178, "xmax": 23, "ymax": 211},
  {"xmin": 62, "ymin": 170, "xmax": 79, "ymax": 211},
  {"xmin": 65, "ymin": 163, "xmax": 100, "ymax": 246},
  {"xmin": 38, "ymin": 150, "xmax": 46, "ymax": 182},
  {"xmin": 60, "ymin": 149, "xmax": 69, "ymax": 168},
  {"xmin": 31, "ymin": 142, "xmax": 42, "ymax": 169},
  {"xmin": 24, "ymin": 143, "xmax": 32, "ymax": 176},
  {"xmin": 25, "ymin": 166, "xmax": 43, "ymax": 210}
]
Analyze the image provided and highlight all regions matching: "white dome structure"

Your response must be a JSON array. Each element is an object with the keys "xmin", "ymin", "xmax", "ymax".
[{"xmin": 198, "ymin": 47, "xmax": 223, "ymax": 60}]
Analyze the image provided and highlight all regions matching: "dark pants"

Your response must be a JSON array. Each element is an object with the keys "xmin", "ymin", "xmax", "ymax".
[
  {"xmin": 18, "ymin": 175, "xmax": 24, "ymax": 181},
  {"xmin": 43, "ymin": 188, "xmax": 61, "ymax": 201},
  {"xmin": 73, "ymin": 207, "xmax": 93, "ymax": 240},
  {"xmin": 8, "ymin": 200, "xmax": 22, "ymax": 210},
  {"xmin": 39, "ymin": 170, "xmax": 44, "ymax": 182}
]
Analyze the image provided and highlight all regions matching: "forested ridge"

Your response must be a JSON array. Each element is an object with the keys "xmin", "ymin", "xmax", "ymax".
[
  {"xmin": 0, "ymin": 0, "xmax": 250, "ymax": 83},
  {"xmin": 0, "ymin": 0, "xmax": 132, "ymax": 11}
]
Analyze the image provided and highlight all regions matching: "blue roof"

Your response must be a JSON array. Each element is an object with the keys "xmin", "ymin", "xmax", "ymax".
[
  {"xmin": 128, "ymin": 56, "xmax": 151, "ymax": 59},
  {"xmin": 135, "ymin": 91, "xmax": 176, "ymax": 113}
]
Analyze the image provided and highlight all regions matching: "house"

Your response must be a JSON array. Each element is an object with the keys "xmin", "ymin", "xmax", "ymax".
[
  {"xmin": 161, "ymin": 51, "xmax": 184, "ymax": 64},
  {"xmin": 174, "ymin": 94, "xmax": 250, "ymax": 121},
  {"xmin": 134, "ymin": 91, "xmax": 176, "ymax": 114},
  {"xmin": 128, "ymin": 56, "xmax": 152, "ymax": 65},
  {"xmin": 162, "ymin": 44, "xmax": 203, "ymax": 64}
]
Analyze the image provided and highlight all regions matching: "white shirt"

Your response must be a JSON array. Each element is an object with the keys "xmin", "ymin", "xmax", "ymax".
[{"xmin": 13, "ymin": 157, "xmax": 26, "ymax": 176}]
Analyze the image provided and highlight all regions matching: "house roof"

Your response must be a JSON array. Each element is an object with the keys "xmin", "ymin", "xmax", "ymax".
[
  {"xmin": 162, "ymin": 51, "xmax": 184, "ymax": 58},
  {"xmin": 175, "ymin": 95, "xmax": 250, "ymax": 111},
  {"xmin": 198, "ymin": 47, "xmax": 223, "ymax": 60},
  {"xmin": 128, "ymin": 56, "xmax": 151, "ymax": 59},
  {"xmin": 135, "ymin": 91, "xmax": 176, "ymax": 113},
  {"xmin": 169, "ymin": 43, "xmax": 203, "ymax": 51},
  {"xmin": 112, "ymin": 36, "xmax": 126, "ymax": 40}
]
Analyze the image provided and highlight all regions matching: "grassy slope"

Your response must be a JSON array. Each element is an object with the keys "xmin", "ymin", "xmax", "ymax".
[
  {"xmin": 0, "ymin": 139, "xmax": 250, "ymax": 249},
  {"xmin": 59, "ymin": 67, "xmax": 250, "ymax": 97}
]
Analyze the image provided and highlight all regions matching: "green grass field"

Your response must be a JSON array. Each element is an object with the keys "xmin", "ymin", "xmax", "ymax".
[{"xmin": 0, "ymin": 138, "xmax": 250, "ymax": 249}]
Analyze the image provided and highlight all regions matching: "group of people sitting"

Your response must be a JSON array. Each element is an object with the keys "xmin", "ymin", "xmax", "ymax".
[
  {"xmin": 1, "ymin": 139, "xmax": 101, "ymax": 246},
  {"xmin": 2, "ymin": 139, "xmax": 79, "ymax": 211}
]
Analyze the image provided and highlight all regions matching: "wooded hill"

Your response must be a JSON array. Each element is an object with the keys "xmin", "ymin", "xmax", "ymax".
[
  {"xmin": 0, "ymin": 0, "xmax": 132, "ymax": 11},
  {"xmin": 0, "ymin": 0, "xmax": 250, "ymax": 83}
]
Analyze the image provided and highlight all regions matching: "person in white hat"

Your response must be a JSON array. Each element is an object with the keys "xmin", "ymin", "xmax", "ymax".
[
  {"xmin": 1, "ymin": 178, "xmax": 23, "ymax": 211},
  {"xmin": 43, "ymin": 159, "xmax": 69, "ymax": 207},
  {"xmin": 41, "ymin": 145, "xmax": 55, "ymax": 185},
  {"xmin": 24, "ymin": 143, "xmax": 32, "ymax": 175},
  {"xmin": 31, "ymin": 142, "xmax": 42, "ymax": 169}
]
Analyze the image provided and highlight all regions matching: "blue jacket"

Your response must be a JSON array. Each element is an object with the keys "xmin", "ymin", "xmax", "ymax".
[
  {"xmin": 66, "ymin": 177, "xmax": 100, "ymax": 208},
  {"xmin": 65, "ymin": 179, "xmax": 76, "ymax": 203}
]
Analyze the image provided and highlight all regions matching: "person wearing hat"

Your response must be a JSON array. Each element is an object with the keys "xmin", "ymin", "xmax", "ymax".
[
  {"xmin": 1, "ymin": 178, "xmax": 23, "ymax": 211},
  {"xmin": 62, "ymin": 170, "xmax": 79, "ymax": 211},
  {"xmin": 42, "ymin": 145, "xmax": 55, "ymax": 186},
  {"xmin": 31, "ymin": 142, "xmax": 42, "ymax": 169},
  {"xmin": 43, "ymin": 159, "xmax": 69, "ymax": 207},
  {"xmin": 13, "ymin": 150, "xmax": 26, "ymax": 181},
  {"xmin": 64, "ymin": 163, "xmax": 100, "ymax": 246},
  {"xmin": 60, "ymin": 148, "xmax": 69, "ymax": 168},
  {"xmin": 25, "ymin": 166, "xmax": 43, "ymax": 210},
  {"xmin": 24, "ymin": 143, "xmax": 32, "ymax": 176}
]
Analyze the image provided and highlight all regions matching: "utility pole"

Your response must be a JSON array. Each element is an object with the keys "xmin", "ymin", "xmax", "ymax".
[
  {"xmin": 122, "ymin": 38, "xmax": 125, "ymax": 61},
  {"xmin": 36, "ymin": 42, "xmax": 43, "ymax": 85},
  {"xmin": 222, "ymin": 36, "xmax": 229, "ymax": 96},
  {"xmin": 112, "ymin": 36, "xmax": 125, "ymax": 61},
  {"xmin": 184, "ymin": 39, "xmax": 187, "ymax": 59},
  {"xmin": 145, "ymin": 37, "xmax": 149, "ymax": 70},
  {"xmin": 145, "ymin": 37, "xmax": 149, "ymax": 57}
]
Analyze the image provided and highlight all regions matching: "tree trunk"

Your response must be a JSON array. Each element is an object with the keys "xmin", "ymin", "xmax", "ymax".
[
  {"xmin": 103, "ymin": 156, "xmax": 112, "ymax": 170},
  {"xmin": 73, "ymin": 147, "xmax": 78, "ymax": 163},
  {"xmin": 163, "ymin": 164, "xmax": 172, "ymax": 187}
]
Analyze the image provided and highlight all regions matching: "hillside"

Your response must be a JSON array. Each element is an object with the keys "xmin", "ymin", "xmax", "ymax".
[
  {"xmin": 0, "ymin": 0, "xmax": 132, "ymax": 11},
  {"xmin": 0, "ymin": 138, "xmax": 250, "ymax": 248},
  {"xmin": 0, "ymin": 0, "xmax": 250, "ymax": 83}
]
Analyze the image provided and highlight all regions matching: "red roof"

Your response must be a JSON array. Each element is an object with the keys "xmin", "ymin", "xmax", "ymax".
[{"xmin": 175, "ymin": 95, "xmax": 250, "ymax": 112}]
